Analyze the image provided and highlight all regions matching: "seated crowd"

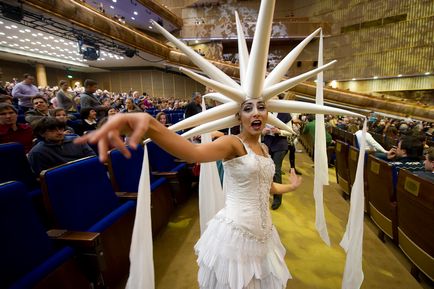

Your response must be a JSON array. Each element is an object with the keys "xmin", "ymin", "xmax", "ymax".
[
  {"xmin": 0, "ymin": 73, "xmax": 432, "ymax": 182},
  {"xmin": 0, "ymin": 74, "xmax": 194, "ymax": 176}
]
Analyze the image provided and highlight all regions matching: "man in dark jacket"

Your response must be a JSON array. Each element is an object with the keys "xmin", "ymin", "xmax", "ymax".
[
  {"xmin": 27, "ymin": 117, "xmax": 95, "ymax": 174},
  {"xmin": 263, "ymin": 112, "xmax": 291, "ymax": 210},
  {"xmin": 79, "ymin": 79, "xmax": 107, "ymax": 118}
]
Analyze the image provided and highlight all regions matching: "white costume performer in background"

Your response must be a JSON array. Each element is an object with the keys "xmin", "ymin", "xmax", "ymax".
[{"xmin": 77, "ymin": 0, "xmax": 368, "ymax": 288}]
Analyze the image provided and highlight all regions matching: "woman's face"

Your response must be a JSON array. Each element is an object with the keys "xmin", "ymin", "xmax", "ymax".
[
  {"xmin": 89, "ymin": 109, "xmax": 97, "ymax": 119},
  {"xmin": 239, "ymin": 99, "xmax": 267, "ymax": 135},
  {"xmin": 61, "ymin": 83, "xmax": 68, "ymax": 90},
  {"xmin": 126, "ymin": 98, "xmax": 133, "ymax": 109},
  {"xmin": 55, "ymin": 110, "xmax": 67, "ymax": 122},
  {"xmin": 108, "ymin": 108, "xmax": 117, "ymax": 116},
  {"xmin": 159, "ymin": 114, "xmax": 167, "ymax": 125}
]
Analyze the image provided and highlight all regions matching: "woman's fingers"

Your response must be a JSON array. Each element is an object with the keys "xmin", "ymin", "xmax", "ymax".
[
  {"xmin": 110, "ymin": 131, "xmax": 131, "ymax": 158},
  {"xmin": 127, "ymin": 119, "xmax": 148, "ymax": 149},
  {"xmin": 97, "ymin": 136, "xmax": 110, "ymax": 162}
]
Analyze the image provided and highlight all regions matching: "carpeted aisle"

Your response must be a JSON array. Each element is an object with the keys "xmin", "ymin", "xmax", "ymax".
[{"xmin": 153, "ymin": 148, "xmax": 425, "ymax": 289}]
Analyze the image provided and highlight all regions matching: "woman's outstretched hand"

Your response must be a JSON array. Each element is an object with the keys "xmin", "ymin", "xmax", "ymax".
[
  {"xmin": 74, "ymin": 113, "xmax": 150, "ymax": 162},
  {"xmin": 289, "ymin": 168, "xmax": 302, "ymax": 190}
]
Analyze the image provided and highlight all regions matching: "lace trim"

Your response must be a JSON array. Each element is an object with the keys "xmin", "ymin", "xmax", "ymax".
[{"xmin": 214, "ymin": 215, "xmax": 273, "ymax": 243}]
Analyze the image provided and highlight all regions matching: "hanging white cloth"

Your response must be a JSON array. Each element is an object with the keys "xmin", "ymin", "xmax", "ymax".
[
  {"xmin": 340, "ymin": 119, "xmax": 367, "ymax": 289},
  {"xmin": 199, "ymin": 99, "xmax": 225, "ymax": 234},
  {"xmin": 313, "ymin": 29, "xmax": 331, "ymax": 246},
  {"xmin": 125, "ymin": 145, "xmax": 155, "ymax": 289},
  {"xmin": 199, "ymin": 132, "xmax": 225, "ymax": 234}
]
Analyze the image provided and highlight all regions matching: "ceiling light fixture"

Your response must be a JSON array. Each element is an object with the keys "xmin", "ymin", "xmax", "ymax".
[
  {"xmin": 425, "ymin": 72, "xmax": 430, "ymax": 75},
  {"xmin": 397, "ymin": 74, "xmax": 402, "ymax": 77},
  {"xmin": 131, "ymin": 17, "xmax": 135, "ymax": 20},
  {"xmin": 134, "ymin": 11, "xmax": 138, "ymax": 15},
  {"xmin": 110, "ymin": 5, "xmax": 114, "ymax": 9},
  {"xmin": 0, "ymin": 46, "xmax": 89, "ymax": 67},
  {"xmin": 373, "ymin": 76, "xmax": 378, "ymax": 79}
]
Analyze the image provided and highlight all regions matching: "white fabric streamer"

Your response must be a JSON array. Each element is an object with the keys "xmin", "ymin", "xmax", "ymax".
[
  {"xmin": 340, "ymin": 119, "xmax": 367, "ymax": 289},
  {"xmin": 199, "ymin": 133, "xmax": 225, "ymax": 234},
  {"xmin": 313, "ymin": 29, "xmax": 331, "ymax": 246},
  {"xmin": 199, "ymin": 100, "xmax": 225, "ymax": 234},
  {"xmin": 125, "ymin": 145, "xmax": 155, "ymax": 289}
]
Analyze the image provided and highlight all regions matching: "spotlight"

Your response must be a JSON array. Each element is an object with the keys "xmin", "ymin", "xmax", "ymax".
[
  {"xmin": 125, "ymin": 49, "xmax": 136, "ymax": 58},
  {"xmin": 77, "ymin": 38, "xmax": 100, "ymax": 61}
]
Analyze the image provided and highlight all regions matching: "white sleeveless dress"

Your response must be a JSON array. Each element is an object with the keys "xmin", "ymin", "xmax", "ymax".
[{"xmin": 194, "ymin": 137, "xmax": 291, "ymax": 289}]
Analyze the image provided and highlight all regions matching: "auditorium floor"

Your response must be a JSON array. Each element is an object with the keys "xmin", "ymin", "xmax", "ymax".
[{"xmin": 152, "ymin": 147, "xmax": 432, "ymax": 289}]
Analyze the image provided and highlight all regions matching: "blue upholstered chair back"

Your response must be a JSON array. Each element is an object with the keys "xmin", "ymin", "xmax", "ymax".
[
  {"xmin": 147, "ymin": 141, "xmax": 179, "ymax": 172},
  {"xmin": 41, "ymin": 156, "xmax": 119, "ymax": 231},
  {"xmin": 108, "ymin": 146, "xmax": 146, "ymax": 192},
  {"xmin": 0, "ymin": 143, "xmax": 38, "ymax": 190},
  {"xmin": 0, "ymin": 181, "xmax": 55, "ymax": 288}
]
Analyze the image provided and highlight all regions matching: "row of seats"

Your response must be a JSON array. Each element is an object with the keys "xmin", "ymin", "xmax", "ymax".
[
  {"xmin": 0, "ymin": 142, "xmax": 194, "ymax": 288},
  {"xmin": 332, "ymin": 139, "xmax": 433, "ymax": 282}
]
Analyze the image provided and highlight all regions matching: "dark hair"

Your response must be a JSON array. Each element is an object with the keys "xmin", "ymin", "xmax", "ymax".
[
  {"xmin": 59, "ymin": 80, "xmax": 67, "ymax": 86},
  {"xmin": 23, "ymin": 73, "xmax": 32, "ymax": 79},
  {"xmin": 50, "ymin": 108, "xmax": 66, "ymax": 117},
  {"xmin": 31, "ymin": 96, "xmax": 47, "ymax": 104},
  {"xmin": 156, "ymin": 111, "xmax": 167, "ymax": 122},
  {"xmin": 0, "ymin": 103, "xmax": 17, "ymax": 114},
  {"xmin": 33, "ymin": 117, "xmax": 66, "ymax": 138},
  {"xmin": 399, "ymin": 135, "xmax": 423, "ymax": 159},
  {"xmin": 0, "ymin": 94, "xmax": 13, "ymax": 103},
  {"xmin": 80, "ymin": 107, "xmax": 96, "ymax": 119},
  {"xmin": 84, "ymin": 79, "xmax": 97, "ymax": 87}
]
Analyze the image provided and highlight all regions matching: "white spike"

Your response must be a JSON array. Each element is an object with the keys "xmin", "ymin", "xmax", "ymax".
[
  {"xmin": 181, "ymin": 116, "xmax": 239, "ymax": 139},
  {"xmin": 267, "ymin": 99, "xmax": 364, "ymax": 117},
  {"xmin": 235, "ymin": 11, "xmax": 249, "ymax": 90},
  {"xmin": 262, "ymin": 60, "xmax": 337, "ymax": 101},
  {"xmin": 150, "ymin": 20, "xmax": 240, "ymax": 90},
  {"xmin": 168, "ymin": 101, "xmax": 239, "ymax": 132},
  {"xmin": 245, "ymin": 0, "xmax": 275, "ymax": 98},
  {"xmin": 203, "ymin": 92, "xmax": 232, "ymax": 104},
  {"xmin": 180, "ymin": 67, "xmax": 246, "ymax": 102},
  {"xmin": 264, "ymin": 28, "xmax": 321, "ymax": 88},
  {"xmin": 267, "ymin": 113, "xmax": 296, "ymax": 134}
]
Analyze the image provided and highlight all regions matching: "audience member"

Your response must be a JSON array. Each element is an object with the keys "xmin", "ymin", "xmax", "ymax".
[
  {"xmin": 0, "ymin": 94, "xmax": 13, "ymax": 104},
  {"xmin": 156, "ymin": 111, "xmax": 168, "ymax": 126},
  {"xmin": 11, "ymin": 74, "xmax": 40, "ymax": 112},
  {"xmin": 28, "ymin": 117, "xmax": 95, "ymax": 174},
  {"xmin": 0, "ymin": 103, "xmax": 33, "ymax": 153},
  {"xmin": 25, "ymin": 96, "xmax": 50, "ymax": 124},
  {"xmin": 56, "ymin": 80, "xmax": 76, "ymax": 112},
  {"xmin": 50, "ymin": 108, "xmax": 75, "ymax": 134},
  {"xmin": 80, "ymin": 108, "xmax": 98, "ymax": 133},
  {"xmin": 355, "ymin": 122, "xmax": 388, "ymax": 153},
  {"xmin": 378, "ymin": 135, "xmax": 424, "ymax": 171},
  {"xmin": 184, "ymin": 92, "xmax": 202, "ymax": 118},
  {"xmin": 263, "ymin": 107, "xmax": 291, "ymax": 210},
  {"xmin": 413, "ymin": 147, "xmax": 434, "ymax": 182},
  {"xmin": 122, "ymin": 98, "xmax": 142, "ymax": 113},
  {"xmin": 79, "ymin": 79, "xmax": 107, "ymax": 118}
]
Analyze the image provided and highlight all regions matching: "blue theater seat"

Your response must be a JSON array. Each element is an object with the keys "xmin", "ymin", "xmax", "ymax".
[
  {"xmin": 0, "ymin": 181, "xmax": 90, "ymax": 289},
  {"xmin": 40, "ymin": 156, "xmax": 136, "ymax": 287},
  {"xmin": 0, "ymin": 142, "xmax": 39, "ymax": 193},
  {"xmin": 147, "ymin": 141, "xmax": 193, "ymax": 204},
  {"xmin": 107, "ymin": 146, "xmax": 174, "ymax": 235}
]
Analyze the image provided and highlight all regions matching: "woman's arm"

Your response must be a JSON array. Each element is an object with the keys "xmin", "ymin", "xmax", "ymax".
[
  {"xmin": 270, "ymin": 169, "xmax": 302, "ymax": 194},
  {"xmin": 75, "ymin": 112, "xmax": 238, "ymax": 163}
]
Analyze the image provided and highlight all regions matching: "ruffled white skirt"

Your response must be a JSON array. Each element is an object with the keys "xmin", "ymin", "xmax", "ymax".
[{"xmin": 194, "ymin": 217, "xmax": 291, "ymax": 289}]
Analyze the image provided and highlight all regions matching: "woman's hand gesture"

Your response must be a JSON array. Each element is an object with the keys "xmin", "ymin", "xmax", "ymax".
[
  {"xmin": 75, "ymin": 113, "xmax": 150, "ymax": 161},
  {"xmin": 288, "ymin": 168, "xmax": 302, "ymax": 190}
]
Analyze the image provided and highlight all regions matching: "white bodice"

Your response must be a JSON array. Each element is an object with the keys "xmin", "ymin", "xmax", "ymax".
[{"xmin": 216, "ymin": 138, "xmax": 275, "ymax": 241}]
